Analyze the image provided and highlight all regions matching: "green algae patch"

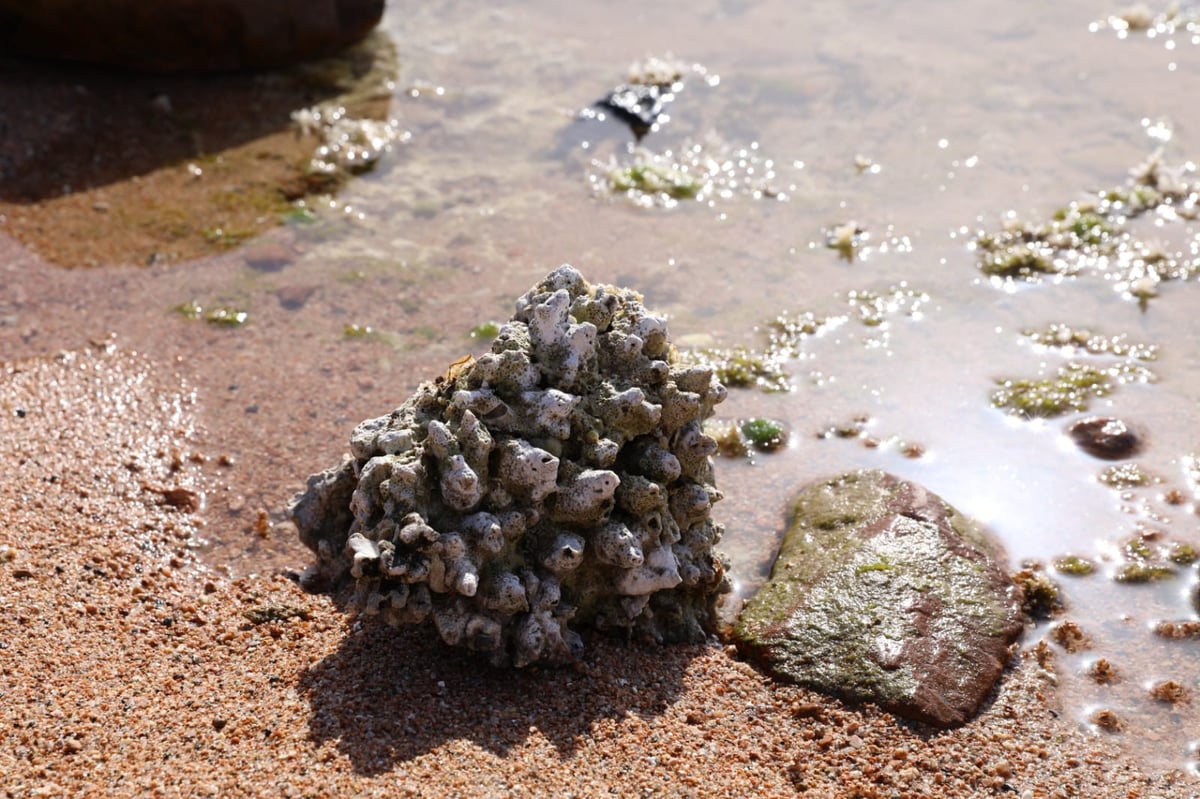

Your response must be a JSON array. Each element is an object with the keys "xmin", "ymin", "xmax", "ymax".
[
  {"xmin": 971, "ymin": 151, "xmax": 1200, "ymax": 307},
  {"xmin": 990, "ymin": 363, "xmax": 1112, "ymax": 418},
  {"xmin": 1053, "ymin": 554, "xmax": 1096, "ymax": 577},
  {"xmin": 740, "ymin": 418, "xmax": 787, "ymax": 451},
  {"xmin": 469, "ymin": 321, "xmax": 502, "ymax": 340},
  {"xmin": 174, "ymin": 300, "xmax": 249, "ymax": 327},
  {"xmin": 1114, "ymin": 562, "xmax": 1177, "ymax": 583},
  {"xmin": 991, "ymin": 360, "xmax": 1154, "ymax": 419},
  {"xmin": 681, "ymin": 288, "xmax": 927, "ymax": 394},
  {"xmin": 608, "ymin": 162, "xmax": 701, "ymax": 200},
  {"xmin": 1167, "ymin": 542, "xmax": 1198, "ymax": 565},
  {"xmin": 1021, "ymin": 323, "xmax": 1159, "ymax": 361},
  {"xmin": 706, "ymin": 417, "xmax": 789, "ymax": 460},
  {"xmin": 1098, "ymin": 463, "xmax": 1156, "ymax": 489},
  {"xmin": 733, "ymin": 470, "xmax": 1024, "ymax": 728},
  {"xmin": 591, "ymin": 134, "xmax": 787, "ymax": 209}
]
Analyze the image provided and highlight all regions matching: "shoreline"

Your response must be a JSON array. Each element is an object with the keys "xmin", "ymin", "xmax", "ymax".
[{"xmin": 1, "ymin": 343, "xmax": 1193, "ymax": 798}]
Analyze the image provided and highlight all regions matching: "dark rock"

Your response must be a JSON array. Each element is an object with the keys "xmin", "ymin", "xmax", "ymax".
[
  {"xmin": 1067, "ymin": 416, "xmax": 1141, "ymax": 460},
  {"xmin": 592, "ymin": 83, "xmax": 675, "ymax": 140},
  {"xmin": 733, "ymin": 470, "xmax": 1024, "ymax": 728},
  {"xmin": 0, "ymin": 0, "xmax": 384, "ymax": 72}
]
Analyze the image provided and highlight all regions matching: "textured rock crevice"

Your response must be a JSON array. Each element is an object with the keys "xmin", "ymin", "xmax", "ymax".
[{"xmin": 292, "ymin": 265, "xmax": 729, "ymax": 666}]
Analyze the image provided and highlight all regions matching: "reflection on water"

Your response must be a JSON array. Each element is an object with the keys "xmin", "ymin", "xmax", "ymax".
[{"xmin": 2, "ymin": 0, "xmax": 1200, "ymax": 774}]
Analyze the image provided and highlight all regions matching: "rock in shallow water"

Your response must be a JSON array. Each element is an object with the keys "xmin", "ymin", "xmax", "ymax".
[
  {"xmin": 291, "ymin": 265, "xmax": 729, "ymax": 666},
  {"xmin": 1067, "ymin": 416, "xmax": 1141, "ymax": 460},
  {"xmin": 733, "ymin": 470, "xmax": 1024, "ymax": 728}
]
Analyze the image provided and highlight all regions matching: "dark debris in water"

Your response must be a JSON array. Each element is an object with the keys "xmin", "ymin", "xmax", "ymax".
[{"xmin": 1013, "ymin": 567, "xmax": 1064, "ymax": 619}]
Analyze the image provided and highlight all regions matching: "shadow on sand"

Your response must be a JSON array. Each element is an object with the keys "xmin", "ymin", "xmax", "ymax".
[{"xmin": 299, "ymin": 617, "xmax": 704, "ymax": 775}]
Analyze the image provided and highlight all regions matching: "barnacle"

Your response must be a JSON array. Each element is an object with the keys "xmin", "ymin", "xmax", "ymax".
[{"xmin": 291, "ymin": 265, "xmax": 730, "ymax": 666}]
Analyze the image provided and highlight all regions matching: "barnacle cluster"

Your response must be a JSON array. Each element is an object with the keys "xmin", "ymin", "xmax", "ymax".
[{"xmin": 291, "ymin": 265, "xmax": 730, "ymax": 666}]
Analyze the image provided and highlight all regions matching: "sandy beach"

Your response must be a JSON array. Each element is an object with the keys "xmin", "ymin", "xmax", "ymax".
[{"xmin": 1, "ymin": 342, "xmax": 1193, "ymax": 799}]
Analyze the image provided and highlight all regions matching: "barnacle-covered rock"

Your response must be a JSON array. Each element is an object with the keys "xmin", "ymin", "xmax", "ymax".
[{"xmin": 291, "ymin": 265, "xmax": 729, "ymax": 666}]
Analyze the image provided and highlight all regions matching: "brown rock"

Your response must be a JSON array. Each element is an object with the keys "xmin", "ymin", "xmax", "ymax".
[
  {"xmin": 0, "ymin": 0, "xmax": 384, "ymax": 72},
  {"xmin": 734, "ymin": 470, "xmax": 1025, "ymax": 728},
  {"xmin": 1067, "ymin": 416, "xmax": 1141, "ymax": 460}
]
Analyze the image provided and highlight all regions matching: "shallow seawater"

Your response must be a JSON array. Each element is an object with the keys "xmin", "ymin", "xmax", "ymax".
[{"xmin": 3, "ymin": 0, "xmax": 1200, "ymax": 773}]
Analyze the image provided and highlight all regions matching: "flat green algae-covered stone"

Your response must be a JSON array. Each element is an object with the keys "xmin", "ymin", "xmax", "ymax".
[{"xmin": 734, "ymin": 470, "xmax": 1025, "ymax": 728}]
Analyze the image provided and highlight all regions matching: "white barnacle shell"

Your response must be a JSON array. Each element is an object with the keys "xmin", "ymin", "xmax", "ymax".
[
  {"xmin": 447, "ymin": 556, "xmax": 479, "ymax": 597},
  {"xmin": 397, "ymin": 512, "xmax": 438, "ymax": 545},
  {"xmin": 672, "ymin": 421, "xmax": 718, "ymax": 479},
  {"xmin": 440, "ymin": 454, "xmax": 484, "ymax": 511},
  {"xmin": 456, "ymin": 409, "xmax": 493, "ymax": 470},
  {"xmin": 634, "ymin": 315, "xmax": 669, "ymax": 357},
  {"xmin": 669, "ymin": 483, "xmax": 714, "ymax": 529},
  {"xmin": 377, "ymin": 428, "xmax": 415, "ymax": 455},
  {"xmin": 597, "ymin": 387, "xmax": 661, "ymax": 439},
  {"xmin": 513, "ymin": 612, "xmax": 548, "ymax": 668},
  {"xmin": 384, "ymin": 461, "xmax": 422, "ymax": 514},
  {"xmin": 519, "ymin": 388, "xmax": 579, "ymax": 439},
  {"xmin": 424, "ymin": 419, "xmax": 454, "ymax": 461},
  {"xmin": 461, "ymin": 512, "xmax": 504, "ymax": 554},
  {"xmin": 614, "ymin": 543, "xmax": 682, "ymax": 596},
  {"xmin": 615, "ymin": 473, "xmax": 667, "ymax": 517},
  {"xmin": 349, "ymin": 413, "xmax": 391, "ymax": 459},
  {"xmin": 631, "ymin": 441, "xmax": 682, "ymax": 483},
  {"xmin": 542, "ymin": 533, "xmax": 586, "ymax": 574},
  {"xmin": 560, "ymin": 320, "xmax": 598, "ymax": 386},
  {"xmin": 496, "ymin": 438, "xmax": 560, "ymax": 503},
  {"xmin": 552, "ymin": 468, "xmax": 619, "ymax": 525},
  {"xmin": 480, "ymin": 572, "xmax": 529, "ymax": 614},
  {"xmin": 464, "ymin": 614, "xmax": 503, "ymax": 652},
  {"xmin": 583, "ymin": 436, "xmax": 620, "ymax": 467},
  {"xmin": 657, "ymin": 385, "xmax": 702, "ymax": 433},
  {"xmin": 593, "ymin": 521, "xmax": 644, "ymax": 568},
  {"xmin": 671, "ymin": 365, "xmax": 714, "ymax": 394},
  {"xmin": 347, "ymin": 532, "xmax": 381, "ymax": 579},
  {"xmin": 433, "ymin": 599, "xmax": 470, "ymax": 645},
  {"xmin": 349, "ymin": 455, "xmax": 393, "ymax": 520},
  {"xmin": 528, "ymin": 288, "xmax": 571, "ymax": 351},
  {"xmin": 452, "ymin": 388, "xmax": 514, "ymax": 430}
]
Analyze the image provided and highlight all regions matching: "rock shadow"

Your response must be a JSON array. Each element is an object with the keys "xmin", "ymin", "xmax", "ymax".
[
  {"xmin": 300, "ymin": 616, "xmax": 698, "ymax": 776},
  {"xmin": 0, "ymin": 33, "xmax": 390, "ymax": 203}
]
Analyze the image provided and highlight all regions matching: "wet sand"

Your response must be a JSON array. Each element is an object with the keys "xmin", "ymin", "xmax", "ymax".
[{"xmin": 2, "ymin": 339, "xmax": 1194, "ymax": 799}]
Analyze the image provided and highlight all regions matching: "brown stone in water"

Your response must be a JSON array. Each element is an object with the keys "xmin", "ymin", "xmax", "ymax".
[
  {"xmin": 734, "ymin": 470, "xmax": 1025, "ymax": 728},
  {"xmin": 1067, "ymin": 416, "xmax": 1141, "ymax": 460}
]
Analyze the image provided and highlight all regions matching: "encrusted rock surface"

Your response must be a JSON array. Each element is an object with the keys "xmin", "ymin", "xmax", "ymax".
[
  {"xmin": 292, "ymin": 265, "xmax": 729, "ymax": 666},
  {"xmin": 733, "ymin": 470, "xmax": 1025, "ymax": 728}
]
